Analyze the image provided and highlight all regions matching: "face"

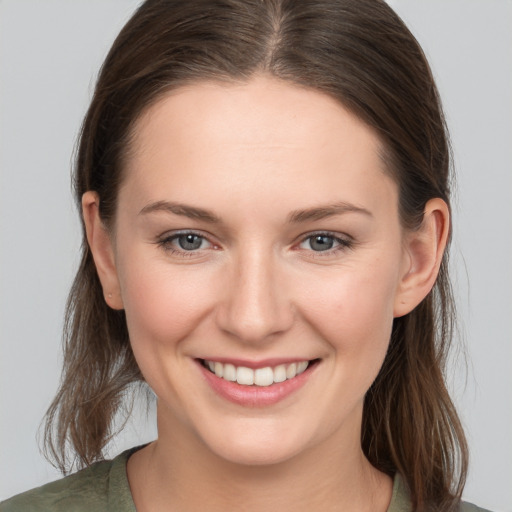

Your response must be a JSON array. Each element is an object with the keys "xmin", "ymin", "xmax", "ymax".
[{"xmin": 99, "ymin": 76, "xmax": 415, "ymax": 466}]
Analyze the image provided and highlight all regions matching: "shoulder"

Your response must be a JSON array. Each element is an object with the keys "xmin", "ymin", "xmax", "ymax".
[
  {"xmin": 459, "ymin": 502, "xmax": 493, "ymax": 512},
  {"xmin": 0, "ymin": 449, "xmax": 136, "ymax": 512},
  {"xmin": 390, "ymin": 474, "xmax": 493, "ymax": 512},
  {"xmin": 0, "ymin": 461, "xmax": 111, "ymax": 512}
]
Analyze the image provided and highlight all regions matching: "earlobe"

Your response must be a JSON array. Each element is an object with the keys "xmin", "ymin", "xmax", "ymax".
[
  {"xmin": 82, "ymin": 191, "xmax": 124, "ymax": 310},
  {"xmin": 393, "ymin": 198, "xmax": 450, "ymax": 318}
]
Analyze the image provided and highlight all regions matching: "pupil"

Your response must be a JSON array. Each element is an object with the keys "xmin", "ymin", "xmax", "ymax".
[
  {"xmin": 178, "ymin": 234, "xmax": 202, "ymax": 250},
  {"xmin": 311, "ymin": 235, "xmax": 333, "ymax": 251}
]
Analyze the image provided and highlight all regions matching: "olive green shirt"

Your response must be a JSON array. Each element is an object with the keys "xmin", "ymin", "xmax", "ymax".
[{"xmin": 1, "ymin": 447, "xmax": 490, "ymax": 511}]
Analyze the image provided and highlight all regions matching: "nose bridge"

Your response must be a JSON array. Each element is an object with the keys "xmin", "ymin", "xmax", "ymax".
[{"xmin": 217, "ymin": 243, "xmax": 293, "ymax": 343}]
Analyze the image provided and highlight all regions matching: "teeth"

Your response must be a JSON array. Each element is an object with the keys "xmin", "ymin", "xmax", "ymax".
[
  {"xmin": 286, "ymin": 363, "xmax": 297, "ymax": 379},
  {"xmin": 254, "ymin": 367, "xmax": 274, "ymax": 387},
  {"xmin": 297, "ymin": 361, "xmax": 308, "ymax": 374},
  {"xmin": 236, "ymin": 366, "xmax": 254, "ymax": 385},
  {"xmin": 273, "ymin": 364, "xmax": 287, "ymax": 383},
  {"xmin": 223, "ymin": 363, "xmax": 236, "ymax": 382},
  {"xmin": 204, "ymin": 360, "xmax": 311, "ymax": 386}
]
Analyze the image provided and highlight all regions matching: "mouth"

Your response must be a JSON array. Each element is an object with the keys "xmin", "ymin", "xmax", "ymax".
[{"xmin": 199, "ymin": 358, "xmax": 320, "ymax": 387}]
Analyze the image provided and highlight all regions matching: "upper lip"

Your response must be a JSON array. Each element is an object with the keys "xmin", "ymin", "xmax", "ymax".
[{"xmin": 197, "ymin": 357, "xmax": 317, "ymax": 369}]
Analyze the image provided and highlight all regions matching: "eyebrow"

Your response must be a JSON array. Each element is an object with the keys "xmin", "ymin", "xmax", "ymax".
[
  {"xmin": 139, "ymin": 201, "xmax": 220, "ymax": 223},
  {"xmin": 287, "ymin": 202, "xmax": 373, "ymax": 223},
  {"xmin": 139, "ymin": 200, "xmax": 372, "ymax": 224}
]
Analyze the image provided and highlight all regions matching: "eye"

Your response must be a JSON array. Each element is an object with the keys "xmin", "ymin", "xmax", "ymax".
[
  {"xmin": 298, "ymin": 233, "xmax": 352, "ymax": 253},
  {"xmin": 157, "ymin": 231, "xmax": 213, "ymax": 255},
  {"xmin": 175, "ymin": 233, "xmax": 207, "ymax": 251},
  {"xmin": 306, "ymin": 234, "xmax": 336, "ymax": 251}
]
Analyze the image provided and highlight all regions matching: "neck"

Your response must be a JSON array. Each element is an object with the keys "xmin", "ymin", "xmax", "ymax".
[{"xmin": 127, "ymin": 405, "xmax": 393, "ymax": 512}]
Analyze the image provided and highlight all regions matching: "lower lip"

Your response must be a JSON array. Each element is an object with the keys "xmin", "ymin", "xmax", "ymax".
[{"xmin": 197, "ymin": 360, "xmax": 318, "ymax": 407}]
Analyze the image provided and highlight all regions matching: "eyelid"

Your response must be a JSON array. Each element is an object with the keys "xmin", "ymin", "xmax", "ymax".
[
  {"xmin": 295, "ymin": 230, "xmax": 354, "ymax": 254},
  {"xmin": 156, "ymin": 229, "xmax": 219, "ymax": 255},
  {"xmin": 157, "ymin": 228, "xmax": 215, "ymax": 242},
  {"xmin": 155, "ymin": 229, "xmax": 354, "ymax": 258}
]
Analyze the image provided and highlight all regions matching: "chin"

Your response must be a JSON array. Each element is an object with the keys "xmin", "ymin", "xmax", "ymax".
[
  {"xmin": 197, "ymin": 419, "xmax": 309, "ymax": 467},
  {"xmin": 211, "ymin": 440, "xmax": 301, "ymax": 467}
]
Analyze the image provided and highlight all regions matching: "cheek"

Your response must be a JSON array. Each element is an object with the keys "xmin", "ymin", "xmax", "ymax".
[
  {"xmin": 296, "ymin": 259, "xmax": 399, "ymax": 356},
  {"xmin": 117, "ymin": 255, "xmax": 217, "ymax": 351}
]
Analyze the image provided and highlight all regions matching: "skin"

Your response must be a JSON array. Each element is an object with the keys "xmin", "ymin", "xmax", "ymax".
[{"xmin": 83, "ymin": 75, "xmax": 449, "ymax": 512}]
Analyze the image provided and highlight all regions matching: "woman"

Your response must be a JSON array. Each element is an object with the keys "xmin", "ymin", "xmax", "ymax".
[{"xmin": 1, "ymin": 0, "xmax": 492, "ymax": 511}]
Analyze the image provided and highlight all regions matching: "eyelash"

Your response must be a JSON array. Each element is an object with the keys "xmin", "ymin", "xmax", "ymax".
[
  {"xmin": 298, "ymin": 231, "xmax": 354, "ymax": 256},
  {"xmin": 156, "ymin": 230, "xmax": 354, "ymax": 258},
  {"xmin": 157, "ymin": 231, "xmax": 214, "ymax": 257}
]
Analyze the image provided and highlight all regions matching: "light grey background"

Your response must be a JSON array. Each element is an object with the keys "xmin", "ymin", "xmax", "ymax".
[{"xmin": 1, "ymin": 1, "xmax": 511, "ymax": 510}]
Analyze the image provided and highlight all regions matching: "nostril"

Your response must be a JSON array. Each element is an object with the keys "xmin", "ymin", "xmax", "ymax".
[{"xmin": 215, "ymin": 298, "xmax": 295, "ymax": 344}]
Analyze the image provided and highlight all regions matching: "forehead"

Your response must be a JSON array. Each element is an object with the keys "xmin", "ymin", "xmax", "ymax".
[
  {"xmin": 121, "ymin": 75, "xmax": 397, "ymax": 221},
  {"xmin": 130, "ymin": 75, "xmax": 384, "ymax": 163}
]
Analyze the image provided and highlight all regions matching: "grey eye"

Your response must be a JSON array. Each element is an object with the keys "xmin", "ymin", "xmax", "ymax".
[
  {"xmin": 177, "ymin": 234, "xmax": 204, "ymax": 250},
  {"xmin": 308, "ymin": 235, "xmax": 335, "ymax": 251}
]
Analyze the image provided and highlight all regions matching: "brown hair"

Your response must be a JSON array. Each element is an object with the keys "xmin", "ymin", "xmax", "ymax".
[{"xmin": 44, "ymin": 0, "xmax": 468, "ymax": 509}]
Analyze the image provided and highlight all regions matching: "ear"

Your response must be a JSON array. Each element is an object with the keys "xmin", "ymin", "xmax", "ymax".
[
  {"xmin": 393, "ymin": 198, "xmax": 450, "ymax": 318},
  {"xmin": 82, "ymin": 191, "xmax": 124, "ymax": 310}
]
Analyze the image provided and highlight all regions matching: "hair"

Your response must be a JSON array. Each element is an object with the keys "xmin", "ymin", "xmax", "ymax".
[{"xmin": 43, "ymin": 0, "xmax": 468, "ymax": 510}]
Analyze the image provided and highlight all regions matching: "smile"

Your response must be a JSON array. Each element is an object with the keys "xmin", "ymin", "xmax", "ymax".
[
  {"xmin": 202, "ymin": 359, "xmax": 310, "ymax": 387},
  {"xmin": 198, "ymin": 358, "xmax": 320, "ymax": 407}
]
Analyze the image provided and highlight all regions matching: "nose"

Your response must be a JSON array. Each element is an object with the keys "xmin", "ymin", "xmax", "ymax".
[{"xmin": 216, "ymin": 249, "xmax": 294, "ymax": 344}]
